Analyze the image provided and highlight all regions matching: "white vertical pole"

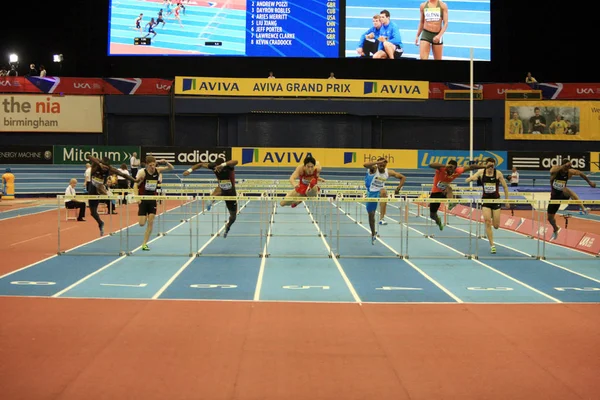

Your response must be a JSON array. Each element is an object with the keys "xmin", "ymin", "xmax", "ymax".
[{"xmin": 469, "ymin": 48, "xmax": 474, "ymax": 188}]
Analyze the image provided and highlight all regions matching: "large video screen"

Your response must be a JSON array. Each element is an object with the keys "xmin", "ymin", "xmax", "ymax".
[
  {"xmin": 108, "ymin": 0, "xmax": 340, "ymax": 57},
  {"xmin": 345, "ymin": 0, "xmax": 490, "ymax": 61},
  {"xmin": 108, "ymin": 0, "xmax": 490, "ymax": 60}
]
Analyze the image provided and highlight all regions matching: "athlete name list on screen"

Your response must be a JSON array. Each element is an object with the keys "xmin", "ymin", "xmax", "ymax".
[{"xmin": 245, "ymin": 0, "xmax": 339, "ymax": 57}]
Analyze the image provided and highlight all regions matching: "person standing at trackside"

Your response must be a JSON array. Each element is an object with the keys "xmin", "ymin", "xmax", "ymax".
[
  {"xmin": 428, "ymin": 160, "xmax": 486, "ymax": 230},
  {"xmin": 547, "ymin": 161, "xmax": 596, "ymax": 240},
  {"xmin": 84, "ymin": 163, "xmax": 92, "ymax": 193},
  {"xmin": 183, "ymin": 159, "xmax": 240, "ymax": 238},
  {"xmin": 465, "ymin": 158, "xmax": 510, "ymax": 254},
  {"xmin": 510, "ymin": 167, "xmax": 519, "ymax": 187},
  {"xmin": 117, "ymin": 163, "xmax": 131, "ymax": 203},
  {"xmin": 64, "ymin": 178, "xmax": 86, "ymax": 221},
  {"xmin": 130, "ymin": 152, "xmax": 140, "ymax": 188},
  {"xmin": 133, "ymin": 156, "xmax": 174, "ymax": 251},
  {"xmin": 1, "ymin": 168, "xmax": 15, "ymax": 200}
]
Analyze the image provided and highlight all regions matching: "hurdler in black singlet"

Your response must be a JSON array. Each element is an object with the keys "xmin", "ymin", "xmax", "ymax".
[
  {"xmin": 138, "ymin": 168, "xmax": 160, "ymax": 216},
  {"xmin": 548, "ymin": 169, "xmax": 570, "ymax": 215},
  {"xmin": 481, "ymin": 169, "xmax": 500, "ymax": 209}
]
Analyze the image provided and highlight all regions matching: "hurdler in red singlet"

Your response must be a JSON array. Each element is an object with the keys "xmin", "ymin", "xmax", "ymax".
[{"xmin": 280, "ymin": 156, "xmax": 325, "ymax": 208}]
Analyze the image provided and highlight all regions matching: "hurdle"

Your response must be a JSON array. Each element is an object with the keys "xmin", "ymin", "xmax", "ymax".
[{"xmin": 57, "ymin": 194, "xmax": 124, "ymax": 256}]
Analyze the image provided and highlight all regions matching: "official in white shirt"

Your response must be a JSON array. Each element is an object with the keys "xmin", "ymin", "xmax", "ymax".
[
  {"xmin": 84, "ymin": 163, "xmax": 91, "ymax": 192},
  {"xmin": 130, "ymin": 152, "xmax": 140, "ymax": 188},
  {"xmin": 64, "ymin": 178, "xmax": 86, "ymax": 221},
  {"xmin": 510, "ymin": 167, "xmax": 519, "ymax": 187}
]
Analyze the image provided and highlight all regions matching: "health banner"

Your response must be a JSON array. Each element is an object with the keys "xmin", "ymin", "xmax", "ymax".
[
  {"xmin": 141, "ymin": 147, "xmax": 232, "ymax": 166},
  {"xmin": 175, "ymin": 77, "xmax": 429, "ymax": 100},
  {"xmin": 0, "ymin": 95, "xmax": 103, "ymax": 133},
  {"xmin": 417, "ymin": 150, "xmax": 508, "ymax": 170},
  {"xmin": 53, "ymin": 145, "xmax": 140, "ymax": 165},
  {"xmin": 505, "ymin": 101, "xmax": 600, "ymax": 141},
  {"xmin": 232, "ymin": 147, "xmax": 418, "ymax": 169},
  {"xmin": 0, "ymin": 145, "xmax": 54, "ymax": 164},
  {"xmin": 508, "ymin": 152, "xmax": 590, "ymax": 171}
]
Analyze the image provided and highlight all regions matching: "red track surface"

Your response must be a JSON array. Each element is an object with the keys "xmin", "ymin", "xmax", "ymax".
[
  {"xmin": 0, "ymin": 300, "xmax": 598, "ymax": 399},
  {"xmin": 0, "ymin": 202, "xmax": 180, "ymax": 275}
]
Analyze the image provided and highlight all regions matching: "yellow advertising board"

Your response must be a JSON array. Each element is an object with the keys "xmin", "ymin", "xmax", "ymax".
[
  {"xmin": 591, "ymin": 152, "xmax": 599, "ymax": 172},
  {"xmin": 505, "ymin": 101, "xmax": 600, "ymax": 141},
  {"xmin": 0, "ymin": 95, "xmax": 103, "ymax": 133},
  {"xmin": 231, "ymin": 147, "xmax": 418, "ymax": 169},
  {"xmin": 175, "ymin": 77, "xmax": 429, "ymax": 100}
]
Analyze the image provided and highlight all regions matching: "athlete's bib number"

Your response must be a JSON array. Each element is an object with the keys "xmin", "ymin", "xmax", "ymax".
[
  {"xmin": 424, "ymin": 8, "xmax": 441, "ymax": 22},
  {"xmin": 484, "ymin": 182, "xmax": 496, "ymax": 194},
  {"xmin": 219, "ymin": 180, "xmax": 232, "ymax": 190},
  {"xmin": 145, "ymin": 180, "xmax": 158, "ymax": 191},
  {"xmin": 553, "ymin": 180, "xmax": 566, "ymax": 190},
  {"xmin": 370, "ymin": 178, "xmax": 385, "ymax": 192},
  {"xmin": 301, "ymin": 178, "xmax": 311, "ymax": 185},
  {"xmin": 437, "ymin": 181, "xmax": 449, "ymax": 189}
]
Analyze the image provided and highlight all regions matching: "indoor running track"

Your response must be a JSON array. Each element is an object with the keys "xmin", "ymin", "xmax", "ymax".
[{"xmin": 1, "ymin": 199, "xmax": 599, "ymax": 304}]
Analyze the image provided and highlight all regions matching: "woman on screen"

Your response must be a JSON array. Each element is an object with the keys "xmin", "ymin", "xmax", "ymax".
[{"xmin": 415, "ymin": 0, "xmax": 449, "ymax": 60}]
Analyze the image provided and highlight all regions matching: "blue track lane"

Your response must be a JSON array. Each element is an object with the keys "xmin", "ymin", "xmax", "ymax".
[{"xmin": 1, "ymin": 196, "xmax": 599, "ymax": 303}]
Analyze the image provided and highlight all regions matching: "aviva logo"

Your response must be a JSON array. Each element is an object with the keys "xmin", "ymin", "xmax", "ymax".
[
  {"xmin": 364, "ymin": 81, "xmax": 423, "ymax": 96},
  {"xmin": 344, "ymin": 152, "xmax": 356, "ymax": 164},
  {"xmin": 240, "ymin": 148, "xmax": 314, "ymax": 166},
  {"xmin": 241, "ymin": 148, "xmax": 259, "ymax": 165},
  {"xmin": 182, "ymin": 78, "xmax": 240, "ymax": 92},
  {"xmin": 363, "ymin": 82, "xmax": 378, "ymax": 94}
]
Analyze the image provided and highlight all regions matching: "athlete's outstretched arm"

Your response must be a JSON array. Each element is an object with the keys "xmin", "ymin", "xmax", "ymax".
[
  {"xmin": 88, "ymin": 156, "xmax": 136, "ymax": 182},
  {"xmin": 465, "ymin": 169, "xmax": 483, "ymax": 183},
  {"xmin": 183, "ymin": 162, "xmax": 210, "ymax": 176},
  {"xmin": 464, "ymin": 163, "xmax": 487, "ymax": 172},
  {"xmin": 570, "ymin": 169, "xmax": 597, "ymax": 188},
  {"xmin": 157, "ymin": 160, "xmax": 174, "ymax": 173},
  {"xmin": 212, "ymin": 159, "xmax": 238, "ymax": 173},
  {"xmin": 498, "ymin": 171, "xmax": 510, "ymax": 205},
  {"xmin": 428, "ymin": 162, "xmax": 445, "ymax": 170},
  {"xmin": 364, "ymin": 160, "xmax": 386, "ymax": 169},
  {"xmin": 289, "ymin": 165, "xmax": 302, "ymax": 187},
  {"xmin": 388, "ymin": 169, "xmax": 406, "ymax": 192}
]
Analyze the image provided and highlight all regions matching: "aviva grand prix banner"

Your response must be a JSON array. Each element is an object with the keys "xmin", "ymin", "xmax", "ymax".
[
  {"xmin": 232, "ymin": 147, "xmax": 418, "ymax": 169},
  {"xmin": 0, "ymin": 94, "xmax": 103, "ymax": 133},
  {"xmin": 175, "ymin": 77, "xmax": 429, "ymax": 100},
  {"xmin": 417, "ymin": 150, "xmax": 508, "ymax": 170},
  {"xmin": 505, "ymin": 101, "xmax": 600, "ymax": 141}
]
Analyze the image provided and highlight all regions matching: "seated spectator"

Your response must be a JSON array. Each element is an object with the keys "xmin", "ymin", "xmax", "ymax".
[
  {"xmin": 64, "ymin": 178, "xmax": 86, "ymax": 221},
  {"xmin": 357, "ymin": 15, "xmax": 382, "ymax": 57},
  {"xmin": 525, "ymin": 72, "xmax": 538, "ymax": 89}
]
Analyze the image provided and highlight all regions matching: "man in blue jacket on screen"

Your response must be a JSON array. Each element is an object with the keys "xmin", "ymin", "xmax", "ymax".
[
  {"xmin": 356, "ymin": 14, "xmax": 382, "ymax": 58},
  {"xmin": 373, "ymin": 9, "xmax": 404, "ymax": 59}
]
